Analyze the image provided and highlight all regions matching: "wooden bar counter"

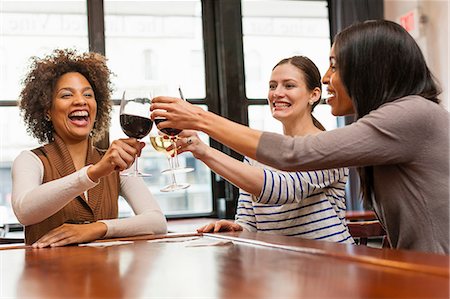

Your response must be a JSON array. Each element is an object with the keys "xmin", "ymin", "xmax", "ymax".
[{"xmin": 0, "ymin": 231, "xmax": 448, "ymax": 298}]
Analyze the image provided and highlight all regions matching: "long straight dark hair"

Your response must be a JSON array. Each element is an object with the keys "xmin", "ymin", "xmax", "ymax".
[
  {"xmin": 273, "ymin": 56, "xmax": 326, "ymax": 131},
  {"xmin": 333, "ymin": 20, "xmax": 441, "ymax": 204}
]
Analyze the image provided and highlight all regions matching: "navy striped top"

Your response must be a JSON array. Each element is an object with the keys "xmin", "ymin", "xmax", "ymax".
[{"xmin": 235, "ymin": 158, "xmax": 354, "ymax": 244}]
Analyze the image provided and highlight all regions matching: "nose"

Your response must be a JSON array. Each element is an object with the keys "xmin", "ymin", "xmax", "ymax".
[
  {"xmin": 73, "ymin": 93, "xmax": 87, "ymax": 106},
  {"xmin": 322, "ymin": 68, "xmax": 331, "ymax": 85},
  {"xmin": 270, "ymin": 86, "xmax": 284, "ymax": 100}
]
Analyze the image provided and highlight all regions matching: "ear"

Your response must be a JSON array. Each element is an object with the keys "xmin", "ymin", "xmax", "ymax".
[
  {"xmin": 45, "ymin": 111, "xmax": 52, "ymax": 121},
  {"xmin": 309, "ymin": 87, "xmax": 321, "ymax": 105}
]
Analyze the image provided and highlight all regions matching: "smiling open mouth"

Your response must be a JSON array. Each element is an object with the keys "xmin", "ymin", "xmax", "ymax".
[
  {"xmin": 273, "ymin": 102, "xmax": 291, "ymax": 108},
  {"xmin": 69, "ymin": 110, "xmax": 89, "ymax": 121}
]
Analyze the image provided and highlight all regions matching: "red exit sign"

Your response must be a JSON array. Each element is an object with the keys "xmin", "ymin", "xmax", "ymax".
[
  {"xmin": 400, "ymin": 11, "xmax": 416, "ymax": 32},
  {"xmin": 398, "ymin": 9, "xmax": 420, "ymax": 38}
]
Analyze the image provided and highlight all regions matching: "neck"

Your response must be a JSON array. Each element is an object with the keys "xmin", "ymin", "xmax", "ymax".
[
  {"xmin": 282, "ymin": 114, "xmax": 322, "ymax": 137},
  {"xmin": 64, "ymin": 138, "xmax": 90, "ymax": 171}
]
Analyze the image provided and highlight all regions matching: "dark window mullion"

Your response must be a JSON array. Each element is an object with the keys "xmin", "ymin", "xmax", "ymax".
[
  {"xmin": 212, "ymin": 0, "xmax": 247, "ymax": 219},
  {"xmin": 87, "ymin": 0, "xmax": 108, "ymax": 149}
]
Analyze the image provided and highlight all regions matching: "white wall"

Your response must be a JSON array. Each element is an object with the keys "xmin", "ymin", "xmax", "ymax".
[{"xmin": 384, "ymin": 0, "xmax": 449, "ymax": 110}]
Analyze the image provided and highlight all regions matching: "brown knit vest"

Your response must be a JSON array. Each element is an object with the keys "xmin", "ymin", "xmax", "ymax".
[{"xmin": 25, "ymin": 135, "xmax": 120, "ymax": 245}]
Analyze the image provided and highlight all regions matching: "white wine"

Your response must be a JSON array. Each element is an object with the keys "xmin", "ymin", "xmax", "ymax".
[{"xmin": 150, "ymin": 136, "xmax": 174, "ymax": 155}]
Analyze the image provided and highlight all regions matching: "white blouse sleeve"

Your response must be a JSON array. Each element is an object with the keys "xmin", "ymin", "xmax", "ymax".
[
  {"xmin": 99, "ymin": 176, "xmax": 167, "ymax": 238},
  {"xmin": 11, "ymin": 150, "xmax": 97, "ymax": 225}
]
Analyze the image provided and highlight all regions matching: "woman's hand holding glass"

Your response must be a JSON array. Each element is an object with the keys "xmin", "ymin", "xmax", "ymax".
[
  {"xmin": 175, "ymin": 130, "xmax": 208, "ymax": 160},
  {"xmin": 87, "ymin": 138, "xmax": 144, "ymax": 182},
  {"xmin": 150, "ymin": 88, "xmax": 194, "ymax": 192},
  {"xmin": 150, "ymin": 96, "xmax": 205, "ymax": 132}
]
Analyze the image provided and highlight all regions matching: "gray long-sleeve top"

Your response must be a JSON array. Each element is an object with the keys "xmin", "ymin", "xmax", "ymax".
[{"xmin": 256, "ymin": 96, "xmax": 449, "ymax": 254}]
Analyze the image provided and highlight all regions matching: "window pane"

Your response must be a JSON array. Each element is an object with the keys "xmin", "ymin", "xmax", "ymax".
[
  {"xmin": 0, "ymin": 1, "xmax": 88, "ymax": 102},
  {"xmin": 104, "ymin": 0, "xmax": 205, "ymax": 99},
  {"xmin": 242, "ymin": 0, "xmax": 330, "ymax": 99},
  {"xmin": 110, "ymin": 105, "xmax": 213, "ymax": 216},
  {"xmin": 242, "ymin": 0, "xmax": 337, "ymax": 131},
  {"xmin": 0, "ymin": 1, "xmax": 88, "ymax": 227},
  {"xmin": 104, "ymin": 0, "xmax": 211, "ymax": 216},
  {"xmin": 0, "ymin": 107, "xmax": 41, "ymax": 224}
]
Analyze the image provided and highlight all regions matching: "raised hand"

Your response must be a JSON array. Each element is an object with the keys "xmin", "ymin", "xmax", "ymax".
[
  {"xmin": 87, "ymin": 138, "xmax": 145, "ymax": 182},
  {"xmin": 176, "ymin": 130, "xmax": 209, "ymax": 160},
  {"xmin": 150, "ymin": 96, "xmax": 205, "ymax": 132},
  {"xmin": 197, "ymin": 220, "xmax": 243, "ymax": 233},
  {"xmin": 32, "ymin": 222, "xmax": 107, "ymax": 248}
]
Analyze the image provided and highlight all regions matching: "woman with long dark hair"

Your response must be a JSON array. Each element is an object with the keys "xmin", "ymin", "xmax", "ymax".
[{"xmin": 151, "ymin": 20, "xmax": 449, "ymax": 254}]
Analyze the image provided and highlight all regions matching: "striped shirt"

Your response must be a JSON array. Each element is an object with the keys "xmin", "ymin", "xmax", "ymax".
[{"xmin": 235, "ymin": 158, "xmax": 354, "ymax": 244}]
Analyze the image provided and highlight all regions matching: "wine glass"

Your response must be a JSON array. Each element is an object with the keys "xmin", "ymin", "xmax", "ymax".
[
  {"xmin": 151, "ymin": 86, "xmax": 193, "ymax": 191},
  {"xmin": 119, "ymin": 90, "xmax": 153, "ymax": 177},
  {"xmin": 150, "ymin": 134, "xmax": 190, "ymax": 192},
  {"xmin": 154, "ymin": 87, "xmax": 194, "ymax": 175}
]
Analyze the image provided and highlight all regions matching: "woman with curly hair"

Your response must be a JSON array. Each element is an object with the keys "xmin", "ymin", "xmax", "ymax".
[{"xmin": 12, "ymin": 49, "xmax": 167, "ymax": 247}]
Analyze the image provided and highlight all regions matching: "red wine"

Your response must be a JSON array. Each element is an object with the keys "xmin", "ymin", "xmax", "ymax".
[
  {"xmin": 120, "ymin": 114, "xmax": 153, "ymax": 139},
  {"xmin": 154, "ymin": 118, "xmax": 182, "ymax": 136}
]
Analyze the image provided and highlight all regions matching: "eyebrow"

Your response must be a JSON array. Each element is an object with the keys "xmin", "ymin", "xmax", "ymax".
[{"xmin": 56, "ymin": 86, "xmax": 93, "ymax": 93}]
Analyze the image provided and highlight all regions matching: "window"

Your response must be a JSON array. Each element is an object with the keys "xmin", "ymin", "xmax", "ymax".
[
  {"xmin": 0, "ymin": 1, "xmax": 89, "ymax": 225},
  {"xmin": 242, "ymin": 0, "xmax": 336, "ymax": 132},
  {"xmin": 104, "ymin": 0, "xmax": 212, "ymax": 216}
]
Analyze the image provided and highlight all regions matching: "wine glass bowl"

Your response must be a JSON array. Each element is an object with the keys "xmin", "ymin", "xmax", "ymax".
[
  {"xmin": 120, "ymin": 113, "xmax": 153, "ymax": 139},
  {"xmin": 119, "ymin": 91, "xmax": 153, "ymax": 177},
  {"xmin": 153, "ymin": 118, "xmax": 182, "ymax": 136}
]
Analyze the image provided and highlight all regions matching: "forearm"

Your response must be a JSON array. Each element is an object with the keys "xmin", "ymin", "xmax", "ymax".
[
  {"xmin": 197, "ymin": 110, "xmax": 262, "ymax": 160},
  {"xmin": 13, "ymin": 164, "xmax": 97, "ymax": 225},
  {"xmin": 116, "ymin": 176, "xmax": 168, "ymax": 237},
  {"xmin": 199, "ymin": 146, "xmax": 264, "ymax": 196},
  {"xmin": 100, "ymin": 211, "xmax": 167, "ymax": 238}
]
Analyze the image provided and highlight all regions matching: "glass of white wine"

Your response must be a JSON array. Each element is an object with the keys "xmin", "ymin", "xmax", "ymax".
[{"xmin": 150, "ymin": 135, "xmax": 190, "ymax": 192}]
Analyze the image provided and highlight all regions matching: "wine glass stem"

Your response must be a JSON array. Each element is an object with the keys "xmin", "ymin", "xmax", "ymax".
[
  {"xmin": 172, "ymin": 138, "xmax": 181, "ymax": 169},
  {"xmin": 167, "ymin": 156, "xmax": 178, "ymax": 185},
  {"xmin": 134, "ymin": 152, "xmax": 139, "ymax": 175}
]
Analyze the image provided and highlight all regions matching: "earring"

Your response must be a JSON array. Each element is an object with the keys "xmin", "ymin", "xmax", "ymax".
[
  {"xmin": 309, "ymin": 100, "xmax": 315, "ymax": 106},
  {"xmin": 45, "ymin": 114, "xmax": 51, "ymax": 121}
]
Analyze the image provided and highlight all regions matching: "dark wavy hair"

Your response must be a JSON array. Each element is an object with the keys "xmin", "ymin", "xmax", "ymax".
[
  {"xmin": 273, "ymin": 56, "xmax": 325, "ymax": 131},
  {"xmin": 19, "ymin": 49, "xmax": 113, "ymax": 143},
  {"xmin": 333, "ymin": 19, "xmax": 441, "ymax": 204}
]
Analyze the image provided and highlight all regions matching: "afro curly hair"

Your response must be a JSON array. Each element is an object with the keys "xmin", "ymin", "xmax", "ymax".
[{"xmin": 19, "ymin": 48, "xmax": 113, "ymax": 144}]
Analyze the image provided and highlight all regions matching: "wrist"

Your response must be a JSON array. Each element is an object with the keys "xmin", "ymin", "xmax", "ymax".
[
  {"xmin": 93, "ymin": 222, "xmax": 108, "ymax": 239},
  {"xmin": 197, "ymin": 109, "xmax": 214, "ymax": 135},
  {"xmin": 86, "ymin": 164, "xmax": 101, "ymax": 183}
]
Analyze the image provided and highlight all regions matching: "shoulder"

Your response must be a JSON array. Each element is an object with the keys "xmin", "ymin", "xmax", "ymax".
[
  {"xmin": 368, "ymin": 96, "xmax": 447, "ymax": 120},
  {"xmin": 13, "ymin": 150, "xmax": 44, "ymax": 172},
  {"xmin": 14, "ymin": 150, "xmax": 42, "ymax": 164},
  {"xmin": 358, "ymin": 96, "xmax": 448, "ymax": 132}
]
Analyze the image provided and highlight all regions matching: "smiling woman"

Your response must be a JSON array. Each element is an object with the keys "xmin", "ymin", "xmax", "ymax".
[
  {"xmin": 11, "ymin": 49, "xmax": 167, "ymax": 247},
  {"xmin": 49, "ymin": 72, "xmax": 97, "ymax": 148},
  {"xmin": 174, "ymin": 56, "xmax": 353, "ymax": 244}
]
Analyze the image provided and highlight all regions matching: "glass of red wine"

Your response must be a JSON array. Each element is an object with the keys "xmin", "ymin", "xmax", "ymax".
[
  {"xmin": 119, "ymin": 90, "xmax": 153, "ymax": 177},
  {"xmin": 153, "ymin": 87, "xmax": 193, "ymax": 191}
]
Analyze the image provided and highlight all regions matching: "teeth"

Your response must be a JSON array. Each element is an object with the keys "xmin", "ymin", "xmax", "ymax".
[
  {"xmin": 69, "ymin": 111, "xmax": 88, "ymax": 117},
  {"xmin": 274, "ymin": 102, "xmax": 291, "ymax": 108}
]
